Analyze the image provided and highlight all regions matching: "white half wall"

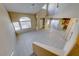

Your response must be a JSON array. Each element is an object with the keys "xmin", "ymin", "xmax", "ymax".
[{"xmin": 0, "ymin": 4, "xmax": 16, "ymax": 56}]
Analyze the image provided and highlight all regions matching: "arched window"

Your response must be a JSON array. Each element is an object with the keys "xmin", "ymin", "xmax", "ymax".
[
  {"xmin": 13, "ymin": 17, "xmax": 31, "ymax": 31},
  {"xmin": 19, "ymin": 17, "xmax": 31, "ymax": 29}
]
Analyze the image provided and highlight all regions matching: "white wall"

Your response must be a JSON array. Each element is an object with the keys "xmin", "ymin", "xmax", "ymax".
[
  {"xmin": 63, "ymin": 19, "xmax": 78, "ymax": 55},
  {"xmin": 51, "ymin": 3, "xmax": 79, "ymax": 18},
  {"xmin": 48, "ymin": 3, "xmax": 58, "ymax": 16},
  {"xmin": 0, "ymin": 4, "xmax": 16, "ymax": 55},
  {"xmin": 76, "ymin": 19, "xmax": 79, "ymax": 33}
]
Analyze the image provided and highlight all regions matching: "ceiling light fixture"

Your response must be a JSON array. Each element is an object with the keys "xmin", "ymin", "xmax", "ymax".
[{"xmin": 32, "ymin": 4, "xmax": 35, "ymax": 6}]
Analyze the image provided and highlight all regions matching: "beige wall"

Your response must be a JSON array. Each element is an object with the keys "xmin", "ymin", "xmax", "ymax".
[
  {"xmin": 0, "ymin": 4, "xmax": 16, "ymax": 55},
  {"xmin": 39, "ymin": 19, "xmax": 43, "ymax": 29},
  {"xmin": 9, "ymin": 12, "xmax": 37, "ymax": 31},
  {"xmin": 36, "ymin": 10, "xmax": 47, "ymax": 30}
]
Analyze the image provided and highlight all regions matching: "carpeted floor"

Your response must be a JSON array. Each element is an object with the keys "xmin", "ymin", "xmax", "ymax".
[{"xmin": 15, "ymin": 29, "xmax": 65, "ymax": 56}]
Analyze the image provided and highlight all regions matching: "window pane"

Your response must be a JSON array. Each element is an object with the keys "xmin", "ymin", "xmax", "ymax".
[
  {"xmin": 51, "ymin": 20, "xmax": 59, "ymax": 29},
  {"xmin": 20, "ymin": 17, "xmax": 31, "ymax": 21},
  {"xmin": 26, "ymin": 22, "xmax": 31, "ymax": 28},
  {"xmin": 13, "ymin": 22, "xmax": 20, "ymax": 31},
  {"xmin": 20, "ymin": 21, "xmax": 31, "ymax": 29}
]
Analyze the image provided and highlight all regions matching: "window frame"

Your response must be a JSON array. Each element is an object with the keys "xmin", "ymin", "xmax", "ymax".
[
  {"xmin": 13, "ymin": 22, "xmax": 21, "ymax": 31},
  {"xmin": 13, "ymin": 17, "xmax": 31, "ymax": 31}
]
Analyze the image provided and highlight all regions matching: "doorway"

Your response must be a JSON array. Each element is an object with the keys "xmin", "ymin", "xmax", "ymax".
[{"xmin": 50, "ymin": 19, "xmax": 60, "ymax": 30}]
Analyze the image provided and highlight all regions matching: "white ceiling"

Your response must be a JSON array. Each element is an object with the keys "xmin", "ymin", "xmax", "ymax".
[
  {"xmin": 53, "ymin": 3, "xmax": 79, "ymax": 18},
  {"xmin": 3, "ymin": 3, "xmax": 45, "ymax": 14}
]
